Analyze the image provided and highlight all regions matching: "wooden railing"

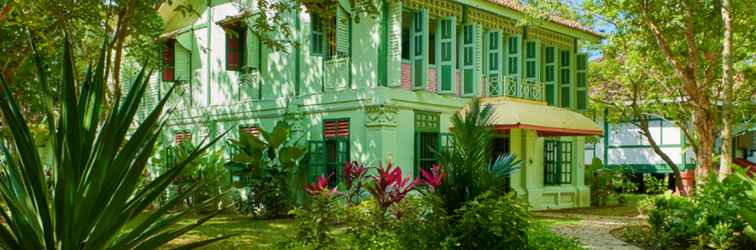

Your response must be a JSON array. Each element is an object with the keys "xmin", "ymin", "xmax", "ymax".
[{"xmin": 486, "ymin": 76, "xmax": 545, "ymax": 101}]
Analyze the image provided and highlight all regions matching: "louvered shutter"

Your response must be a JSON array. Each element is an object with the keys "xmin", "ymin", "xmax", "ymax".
[
  {"xmin": 175, "ymin": 131, "xmax": 192, "ymax": 144},
  {"xmin": 411, "ymin": 9, "xmax": 428, "ymax": 89},
  {"xmin": 311, "ymin": 14, "xmax": 324, "ymax": 56},
  {"xmin": 239, "ymin": 125, "xmax": 260, "ymax": 137},
  {"xmin": 576, "ymin": 53, "xmax": 588, "ymax": 110},
  {"xmin": 336, "ymin": 7, "xmax": 349, "ymax": 57},
  {"xmin": 324, "ymin": 120, "xmax": 349, "ymax": 138},
  {"xmin": 461, "ymin": 24, "xmax": 477, "ymax": 96},
  {"xmin": 438, "ymin": 17, "xmax": 456, "ymax": 93}
]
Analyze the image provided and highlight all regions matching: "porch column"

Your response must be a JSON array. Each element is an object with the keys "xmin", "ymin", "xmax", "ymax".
[
  {"xmin": 509, "ymin": 128, "xmax": 526, "ymax": 196},
  {"xmin": 364, "ymin": 104, "xmax": 399, "ymax": 168}
]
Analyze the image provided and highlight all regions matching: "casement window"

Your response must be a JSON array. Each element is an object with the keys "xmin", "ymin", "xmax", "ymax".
[
  {"xmin": 560, "ymin": 50, "xmax": 572, "ymax": 108},
  {"xmin": 461, "ymin": 24, "xmax": 476, "ymax": 96},
  {"xmin": 544, "ymin": 46, "xmax": 557, "ymax": 106},
  {"xmin": 411, "ymin": 9, "xmax": 428, "ymax": 89},
  {"xmin": 486, "ymin": 31, "xmax": 502, "ymax": 96},
  {"xmin": 576, "ymin": 53, "xmax": 588, "ymax": 110},
  {"xmin": 525, "ymin": 41, "xmax": 539, "ymax": 83},
  {"xmin": 413, "ymin": 111, "xmax": 452, "ymax": 177},
  {"xmin": 311, "ymin": 8, "xmax": 349, "ymax": 59},
  {"xmin": 175, "ymin": 131, "xmax": 192, "ymax": 144},
  {"xmin": 311, "ymin": 14, "xmax": 325, "ymax": 56},
  {"xmin": 324, "ymin": 119, "xmax": 349, "ymax": 186},
  {"xmin": 225, "ymin": 23, "xmax": 246, "ymax": 71},
  {"xmin": 506, "ymin": 35, "xmax": 520, "ymax": 95},
  {"xmin": 544, "ymin": 140, "xmax": 573, "ymax": 185},
  {"xmin": 437, "ymin": 17, "xmax": 456, "ymax": 93},
  {"xmin": 162, "ymin": 39, "xmax": 176, "ymax": 82}
]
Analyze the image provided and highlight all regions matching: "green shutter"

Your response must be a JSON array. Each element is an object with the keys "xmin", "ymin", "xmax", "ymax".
[
  {"xmin": 336, "ymin": 137, "xmax": 349, "ymax": 184},
  {"xmin": 486, "ymin": 31, "xmax": 502, "ymax": 96},
  {"xmin": 438, "ymin": 17, "xmax": 456, "ymax": 93},
  {"xmin": 411, "ymin": 9, "xmax": 428, "ymax": 89},
  {"xmin": 525, "ymin": 41, "xmax": 539, "ymax": 82},
  {"xmin": 544, "ymin": 46, "xmax": 556, "ymax": 106},
  {"xmin": 308, "ymin": 140, "xmax": 325, "ymax": 182},
  {"xmin": 506, "ymin": 35, "xmax": 520, "ymax": 96},
  {"xmin": 336, "ymin": 7, "xmax": 349, "ymax": 57},
  {"xmin": 559, "ymin": 50, "xmax": 571, "ymax": 108},
  {"xmin": 576, "ymin": 53, "xmax": 588, "ymax": 110},
  {"xmin": 461, "ymin": 24, "xmax": 476, "ymax": 96}
]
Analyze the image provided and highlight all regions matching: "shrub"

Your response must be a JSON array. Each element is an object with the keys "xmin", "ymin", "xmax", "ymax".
[
  {"xmin": 453, "ymin": 191, "xmax": 529, "ymax": 249},
  {"xmin": 646, "ymin": 174, "xmax": 755, "ymax": 249},
  {"xmin": 644, "ymin": 175, "xmax": 667, "ymax": 194},
  {"xmin": 225, "ymin": 121, "xmax": 307, "ymax": 218},
  {"xmin": 282, "ymin": 176, "xmax": 343, "ymax": 250}
]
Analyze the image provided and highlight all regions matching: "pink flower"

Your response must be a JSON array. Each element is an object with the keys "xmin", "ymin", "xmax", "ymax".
[{"xmin": 419, "ymin": 164, "xmax": 446, "ymax": 190}]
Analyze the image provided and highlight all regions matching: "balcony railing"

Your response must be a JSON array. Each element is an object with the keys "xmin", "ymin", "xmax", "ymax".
[{"xmin": 486, "ymin": 76, "xmax": 545, "ymax": 102}]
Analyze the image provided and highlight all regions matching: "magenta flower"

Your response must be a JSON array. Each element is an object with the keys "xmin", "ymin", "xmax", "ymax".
[{"xmin": 419, "ymin": 164, "xmax": 446, "ymax": 190}]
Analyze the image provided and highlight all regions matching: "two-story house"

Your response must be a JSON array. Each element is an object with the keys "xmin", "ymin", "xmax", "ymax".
[{"xmin": 143, "ymin": 0, "xmax": 603, "ymax": 210}]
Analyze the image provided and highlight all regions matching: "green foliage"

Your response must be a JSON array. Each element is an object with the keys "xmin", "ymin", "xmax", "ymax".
[
  {"xmin": 527, "ymin": 224, "xmax": 584, "ymax": 250},
  {"xmin": 281, "ymin": 187, "xmax": 343, "ymax": 250},
  {"xmin": 0, "ymin": 39, "xmax": 230, "ymax": 249},
  {"xmin": 644, "ymin": 175, "xmax": 667, "ymax": 195},
  {"xmin": 226, "ymin": 120, "xmax": 307, "ymax": 218},
  {"xmin": 586, "ymin": 157, "xmax": 612, "ymax": 207},
  {"xmin": 435, "ymin": 98, "xmax": 521, "ymax": 213},
  {"xmin": 646, "ymin": 174, "xmax": 755, "ymax": 249},
  {"xmin": 453, "ymin": 191, "xmax": 530, "ymax": 249}
]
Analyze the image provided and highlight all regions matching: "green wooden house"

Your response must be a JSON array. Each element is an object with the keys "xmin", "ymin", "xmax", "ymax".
[{"xmin": 143, "ymin": 0, "xmax": 603, "ymax": 210}]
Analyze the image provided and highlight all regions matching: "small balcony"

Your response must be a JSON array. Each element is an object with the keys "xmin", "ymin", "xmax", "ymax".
[{"xmin": 485, "ymin": 76, "xmax": 545, "ymax": 102}]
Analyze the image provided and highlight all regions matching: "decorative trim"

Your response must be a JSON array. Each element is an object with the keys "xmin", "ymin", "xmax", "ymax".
[
  {"xmin": 528, "ymin": 27, "xmax": 573, "ymax": 48},
  {"xmin": 494, "ymin": 124, "xmax": 602, "ymax": 136},
  {"xmin": 402, "ymin": 0, "xmax": 462, "ymax": 18},
  {"xmin": 468, "ymin": 8, "xmax": 518, "ymax": 34},
  {"xmin": 364, "ymin": 104, "xmax": 399, "ymax": 127}
]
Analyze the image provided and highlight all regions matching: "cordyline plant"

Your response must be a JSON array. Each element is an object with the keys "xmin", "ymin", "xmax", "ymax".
[
  {"xmin": 366, "ymin": 162, "xmax": 418, "ymax": 218},
  {"xmin": 0, "ymin": 38, "xmax": 232, "ymax": 249},
  {"xmin": 343, "ymin": 161, "xmax": 368, "ymax": 205}
]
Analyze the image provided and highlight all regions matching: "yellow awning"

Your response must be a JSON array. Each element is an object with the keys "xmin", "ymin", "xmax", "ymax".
[{"xmin": 468, "ymin": 97, "xmax": 603, "ymax": 136}]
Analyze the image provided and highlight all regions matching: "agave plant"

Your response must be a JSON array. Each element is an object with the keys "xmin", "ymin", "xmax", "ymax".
[{"xmin": 0, "ymin": 39, "xmax": 231, "ymax": 249}]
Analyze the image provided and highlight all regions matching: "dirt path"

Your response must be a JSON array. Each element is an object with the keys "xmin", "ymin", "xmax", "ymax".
[{"xmin": 534, "ymin": 211, "xmax": 642, "ymax": 250}]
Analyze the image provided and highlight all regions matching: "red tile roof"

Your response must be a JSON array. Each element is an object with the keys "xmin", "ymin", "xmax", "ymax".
[{"xmin": 487, "ymin": 0, "xmax": 602, "ymax": 38}]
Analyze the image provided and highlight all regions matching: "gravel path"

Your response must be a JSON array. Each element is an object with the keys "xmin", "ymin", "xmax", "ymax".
[{"xmin": 535, "ymin": 212, "xmax": 643, "ymax": 250}]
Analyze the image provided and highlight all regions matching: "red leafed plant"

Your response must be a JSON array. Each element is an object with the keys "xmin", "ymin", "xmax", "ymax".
[
  {"xmin": 419, "ymin": 164, "xmax": 446, "ymax": 191},
  {"xmin": 367, "ymin": 162, "xmax": 418, "ymax": 214},
  {"xmin": 305, "ymin": 175, "xmax": 338, "ymax": 198},
  {"xmin": 343, "ymin": 161, "xmax": 368, "ymax": 190}
]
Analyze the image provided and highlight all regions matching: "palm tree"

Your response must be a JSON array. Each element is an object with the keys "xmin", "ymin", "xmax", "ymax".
[{"xmin": 435, "ymin": 97, "xmax": 521, "ymax": 213}]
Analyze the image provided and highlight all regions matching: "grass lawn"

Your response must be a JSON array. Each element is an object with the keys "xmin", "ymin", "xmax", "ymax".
[{"xmin": 126, "ymin": 213, "xmax": 300, "ymax": 249}]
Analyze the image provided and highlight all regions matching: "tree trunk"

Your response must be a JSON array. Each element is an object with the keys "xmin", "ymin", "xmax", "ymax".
[
  {"xmin": 693, "ymin": 109, "xmax": 717, "ymax": 187},
  {"xmin": 0, "ymin": 3, "xmax": 13, "ymax": 24},
  {"xmin": 637, "ymin": 118, "xmax": 688, "ymax": 196},
  {"xmin": 719, "ymin": 0, "xmax": 734, "ymax": 180}
]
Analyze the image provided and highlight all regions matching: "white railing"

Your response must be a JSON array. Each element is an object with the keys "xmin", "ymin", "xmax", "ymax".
[{"xmin": 486, "ymin": 76, "xmax": 545, "ymax": 101}]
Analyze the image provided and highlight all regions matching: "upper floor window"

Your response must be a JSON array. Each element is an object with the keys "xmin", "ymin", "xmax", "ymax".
[
  {"xmin": 560, "ymin": 50, "xmax": 571, "ymax": 108},
  {"xmin": 224, "ymin": 23, "xmax": 247, "ymax": 71},
  {"xmin": 162, "ymin": 39, "xmax": 176, "ymax": 82},
  {"xmin": 311, "ymin": 8, "xmax": 349, "ymax": 59}
]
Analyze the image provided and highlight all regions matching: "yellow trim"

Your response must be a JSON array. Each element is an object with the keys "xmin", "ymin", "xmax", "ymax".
[
  {"xmin": 468, "ymin": 8, "xmax": 519, "ymax": 34},
  {"xmin": 402, "ymin": 0, "xmax": 463, "ymax": 18}
]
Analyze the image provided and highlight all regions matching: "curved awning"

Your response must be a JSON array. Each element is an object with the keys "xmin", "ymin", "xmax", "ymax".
[{"xmin": 471, "ymin": 97, "xmax": 603, "ymax": 136}]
